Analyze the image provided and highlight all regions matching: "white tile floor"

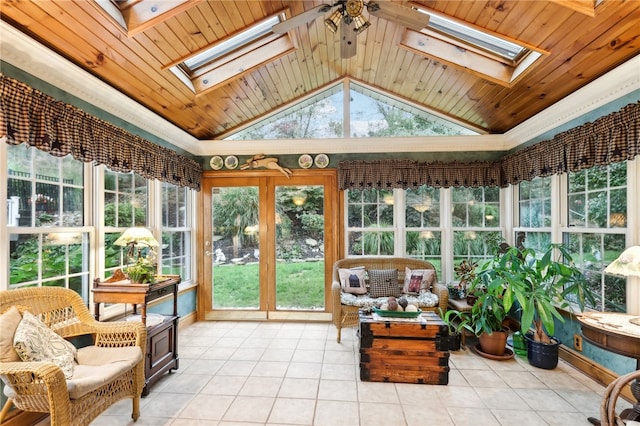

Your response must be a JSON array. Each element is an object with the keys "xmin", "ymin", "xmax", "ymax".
[{"xmin": 90, "ymin": 320, "xmax": 624, "ymax": 425}]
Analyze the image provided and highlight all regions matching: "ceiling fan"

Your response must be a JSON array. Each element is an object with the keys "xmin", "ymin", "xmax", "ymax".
[{"xmin": 272, "ymin": 1, "xmax": 430, "ymax": 59}]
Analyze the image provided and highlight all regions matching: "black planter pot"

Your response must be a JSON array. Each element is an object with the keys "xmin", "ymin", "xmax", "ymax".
[
  {"xmin": 448, "ymin": 332, "xmax": 462, "ymax": 351},
  {"xmin": 525, "ymin": 332, "xmax": 560, "ymax": 369}
]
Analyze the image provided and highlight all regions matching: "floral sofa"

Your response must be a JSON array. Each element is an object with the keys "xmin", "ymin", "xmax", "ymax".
[{"xmin": 331, "ymin": 257, "xmax": 448, "ymax": 343}]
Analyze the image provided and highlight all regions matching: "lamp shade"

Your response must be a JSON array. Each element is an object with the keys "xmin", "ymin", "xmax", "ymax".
[
  {"xmin": 604, "ymin": 246, "xmax": 640, "ymax": 277},
  {"xmin": 114, "ymin": 227, "xmax": 159, "ymax": 248}
]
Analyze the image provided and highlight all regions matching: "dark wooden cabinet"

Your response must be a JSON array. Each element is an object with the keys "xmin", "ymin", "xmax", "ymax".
[{"xmin": 92, "ymin": 275, "xmax": 180, "ymax": 395}]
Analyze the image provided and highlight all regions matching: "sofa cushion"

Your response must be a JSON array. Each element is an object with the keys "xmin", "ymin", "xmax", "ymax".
[
  {"xmin": 338, "ymin": 267, "xmax": 367, "ymax": 295},
  {"xmin": 13, "ymin": 311, "xmax": 77, "ymax": 379},
  {"xmin": 402, "ymin": 268, "xmax": 436, "ymax": 294},
  {"xmin": 340, "ymin": 292, "xmax": 439, "ymax": 310},
  {"xmin": 368, "ymin": 269, "xmax": 400, "ymax": 298},
  {"xmin": 0, "ymin": 306, "xmax": 22, "ymax": 362}
]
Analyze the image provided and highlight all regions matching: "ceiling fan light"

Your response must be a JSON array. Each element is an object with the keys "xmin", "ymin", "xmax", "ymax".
[
  {"xmin": 324, "ymin": 10, "xmax": 342, "ymax": 33},
  {"xmin": 345, "ymin": 0, "xmax": 365, "ymax": 17},
  {"xmin": 353, "ymin": 15, "xmax": 370, "ymax": 34}
]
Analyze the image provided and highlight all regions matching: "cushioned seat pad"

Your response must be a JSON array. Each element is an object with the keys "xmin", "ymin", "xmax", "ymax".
[{"xmin": 3, "ymin": 346, "xmax": 142, "ymax": 400}]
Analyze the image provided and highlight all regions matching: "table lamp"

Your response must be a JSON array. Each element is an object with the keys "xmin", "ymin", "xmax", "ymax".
[
  {"xmin": 114, "ymin": 227, "xmax": 159, "ymax": 261},
  {"xmin": 605, "ymin": 246, "xmax": 640, "ymax": 326}
]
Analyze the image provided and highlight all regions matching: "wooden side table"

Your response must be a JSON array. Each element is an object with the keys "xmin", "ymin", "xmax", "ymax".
[
  {"xmin": 92, "ymin": 275, "xmax": 180, "ymax": 395},
  {"xmin": 578, "ymin": 312, "xmax": 640, "ymax": 425}
]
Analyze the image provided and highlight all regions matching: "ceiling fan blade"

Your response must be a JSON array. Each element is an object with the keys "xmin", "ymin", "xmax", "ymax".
[
  {"xmin": 272, "ymin": 3, "xmax": 333, "ymax": 34},
  {"xmin": 341, "ymin": 18, "xmax": 357, "ymax": 58},
  {"xmin": 367, "ymin": 1, "xmax": 430, "ymax": 31}
]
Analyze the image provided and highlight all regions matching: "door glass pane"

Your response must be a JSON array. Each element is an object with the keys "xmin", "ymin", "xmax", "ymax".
[
  {"xmin": 211, "ymin": 186, "xmax": 260, "ymax": 309},
  {"xmin": 275, "ymin": 185, "xmax": 325, "ymax": 310}
]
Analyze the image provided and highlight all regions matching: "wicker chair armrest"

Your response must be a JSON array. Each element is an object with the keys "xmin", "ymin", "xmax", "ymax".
[
  {"xmin": 91, "ymin": 320, "xmax": 147, "ymax": 352},
  {"xmin": 432, "ymin": 282, "xmax": 449, "ymax": 313},
  {"xmin": 0, "ymin": 361, "xmax": 70, "ymax": 411},
  {"xmin": 331, "ymin": 282, "xmax": 342, "ymax": 321}
]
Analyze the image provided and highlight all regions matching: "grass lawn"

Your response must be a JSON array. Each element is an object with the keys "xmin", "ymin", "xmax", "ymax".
[{"xmin": 212, "ymin": 261, "xmax": 325, "ymax": 310}]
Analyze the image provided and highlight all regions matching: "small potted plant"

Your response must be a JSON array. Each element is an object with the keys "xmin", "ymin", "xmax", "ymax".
[
  {"xmin": 439, "ymin": 308, "xmax": 470, "ymax": 351},
  {"xmin": 454, "ymin": 259, "xmax": 478, "ymax": 304},
  {"xmin": 125, "ymin": 257, "xmax": 156, "ymax": 284}
]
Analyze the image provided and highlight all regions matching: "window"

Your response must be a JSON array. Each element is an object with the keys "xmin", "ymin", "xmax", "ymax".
[
  {"xmin": 103, "ymin": 169, "xmax": 149, "ymax": 277},
  {"xmin": 346, "ymin": 189, "xmax": 395, "ymax": 256},
  {"xmin": 517, "ymin": 176, "xmax": 552, "ymax": 251},
  {"xmin": 405, "ymin": 186, "xmax": 442, "ymax": 274},
  {"xmin": 345, "ymin": 185, "xmax": 501, "ymax": 281},
  {"xmin": 426, "ymin": 13, "xmax": 527, "ymax": 62},
  {"xmin": 225, "ymin": 80, "xmax": 479, "ymax": 140},
  {"xmin": 565, "ymin": 162, "xmax": 627, "ymax": 312},
  {"xmin": 7, "ymin": 144, "xmax": 90, "ymax": 299},
  {"xmin": 451, "ymin": 186, "xmax": 502, "ymax": 269},
  {"xmin": 168, "ymin": 12, "xmax": 294, "ymax": 95},
  {"xmin": 405, "ymin": 6, "xmax": 548, "ymax": 86},
  {"xmin": 161, "ymin": 182, "xmax": 193, "ymax": 281}
]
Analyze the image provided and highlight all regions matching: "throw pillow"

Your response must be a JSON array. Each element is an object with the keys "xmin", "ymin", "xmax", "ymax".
[
  {"xmin": 368, "ymin": 269, "xmax": 400, "ymax": 298},
  {"xmin": 13, "ymin": 311, "xmax": 77, "ymax": 379},
  {"xmin": 0, "ymin": 306, "xmax": 22, "ymax": 362},
  {"xmin": 338, "ymin": 267, "xmax": 367, "ymax": 295},
  {"xmin": 402, "ymin": 268, "xmax": 436, "ymax": 294}
]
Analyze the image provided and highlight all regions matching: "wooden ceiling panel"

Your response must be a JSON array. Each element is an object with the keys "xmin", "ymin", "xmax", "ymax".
[{"xmin": 2, "ymin": 0, "xmax": 638, "ymax": 140}]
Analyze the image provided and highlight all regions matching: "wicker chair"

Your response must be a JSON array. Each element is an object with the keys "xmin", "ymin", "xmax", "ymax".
[
  {"xmin": 597, "ymin": 369, "xmax": 640, "ymax": 426},
  {"xmin": 331, "ymin": 257, "xmax": 448, "ymax": 343},
  {"xmin": 0, "ymin": 287, "xmax": 146, "ymax": 426}
]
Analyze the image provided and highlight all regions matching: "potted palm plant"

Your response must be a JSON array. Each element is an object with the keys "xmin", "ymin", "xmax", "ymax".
[{"xmin": 478, "ymin": 243, "xmax": 595, "ymax": 368}]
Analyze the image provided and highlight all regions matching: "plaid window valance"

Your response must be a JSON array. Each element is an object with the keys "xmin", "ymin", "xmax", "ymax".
[
  {"xmin": 339, "ymin": 101, "xmax": 639, "ymax": 190},
  {"xmin": 0, "ymin": 75, "xmax": 202, "ymax": 191}
]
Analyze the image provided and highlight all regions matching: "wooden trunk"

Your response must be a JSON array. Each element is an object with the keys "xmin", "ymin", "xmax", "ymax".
[{"xmin": 359, "ymin": 311, "xmax": 449, "ymax": 385}]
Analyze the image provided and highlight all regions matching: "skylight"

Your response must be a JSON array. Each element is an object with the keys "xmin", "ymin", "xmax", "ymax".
[
  {"xmin": 404, "ymin": 4, "xmax": 548, "ymax": 87},
  {"xmin": 167, "ymin": 11, "xmax": 294, "ymax": 95},
  {"xmin": 182, "ymin": 15, "xmax": 282, "ymax": 73},
  {"xmin": 427, "ymin": 14, "xmax": 527, "ymax": 62}
]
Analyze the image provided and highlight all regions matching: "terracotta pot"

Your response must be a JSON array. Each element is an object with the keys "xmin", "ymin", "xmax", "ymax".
[{"xmin": 478, "ymin": 330, "xmax": 508, "ymax": 356}]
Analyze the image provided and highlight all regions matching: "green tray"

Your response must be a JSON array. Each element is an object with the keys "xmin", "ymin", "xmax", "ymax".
[{"xmin": 373, "ymin": 307, "xmax": 422, "ymax": 318}]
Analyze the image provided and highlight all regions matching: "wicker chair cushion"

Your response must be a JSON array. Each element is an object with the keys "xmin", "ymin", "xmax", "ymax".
[
  {"xmin": 68, "ymin": 346, "xmax": 142, "ymax": 399},
  {"xmin": 13, "ymin": 311, "xmax": 77, "ymax": 379},
  {"xmin": 338, "ymin": 267, "xmax": 367, "ymax": 295},
  {"xmin": 402, "ymin": 268, "xmax": 436, "ymax": 294},
  {"xmin": 369, "ymin": 269, "xmax": 400, "ymax": 298},
  {"xmin": 3, "ymin": 346, "xmax": 143, "ymax": 400},
  {"xmin": 0, "ymin": 306, "xmax": 22, "ymax": 362}
]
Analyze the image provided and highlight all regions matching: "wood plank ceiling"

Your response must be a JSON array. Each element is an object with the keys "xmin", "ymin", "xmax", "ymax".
[{"xmin": 1, "ymin": 0, "xmax": 639, "ymax": 141}]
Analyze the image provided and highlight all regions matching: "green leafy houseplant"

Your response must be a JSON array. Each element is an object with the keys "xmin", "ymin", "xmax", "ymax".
[
  {"xmin": 125, "ymin": 257, "xmax": 156, "ymax": 284},
  {"xmin": 464, "ymin": 269, "xmax": 510, "ymax": 337},
  {"xmin": 478, "ymin": 244, "xmax": 595, "ymax": 344}
]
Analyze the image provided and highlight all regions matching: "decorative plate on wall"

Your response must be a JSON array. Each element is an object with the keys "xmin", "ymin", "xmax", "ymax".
[
  {"xmin": 209, "ymin": 155, "xmax": 223, "ymax": 170},
  {"xmin": 298, "ymin": 154, "xmax": 313, "ymax": 169},
  {"xmin": 224, "ymin": 155, "xmax": 238, "ymax": 169},
  {"xmin": 314, "ymin": 154, "xmax": 329, "ymax": 168}
]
